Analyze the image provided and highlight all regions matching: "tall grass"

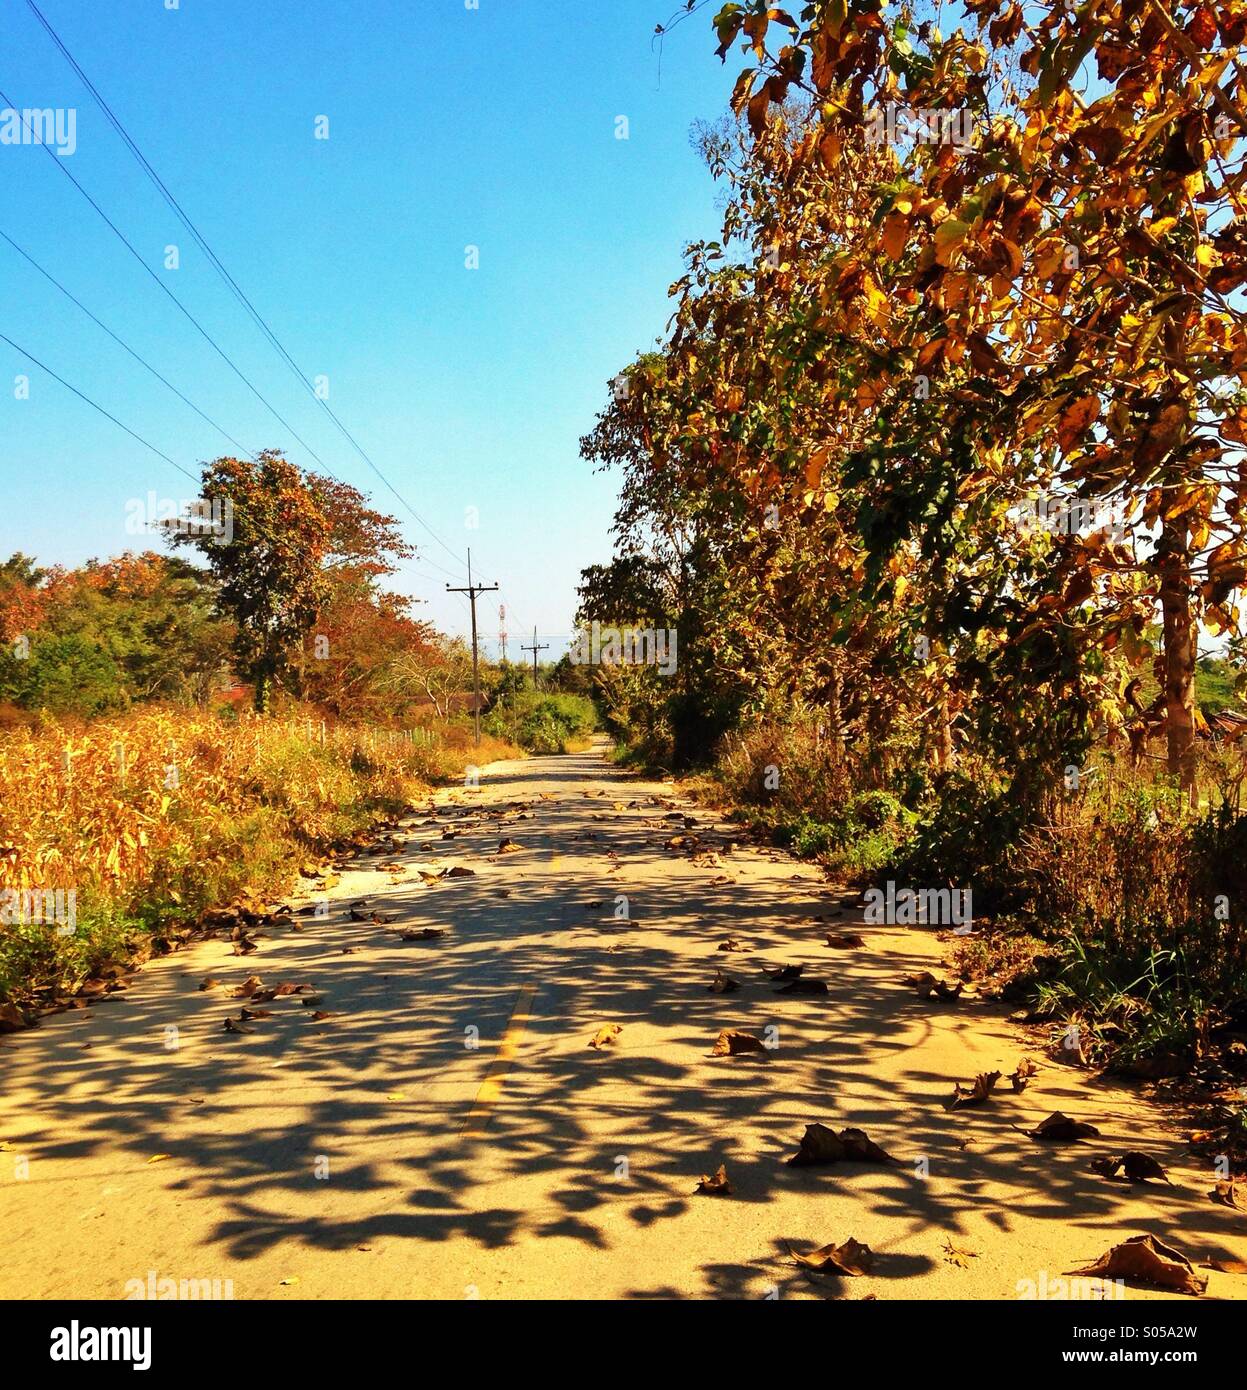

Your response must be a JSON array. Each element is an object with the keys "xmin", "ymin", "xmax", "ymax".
[{"xmin": 0, "ymin": 706, "xmax": 514, "ymax": 1006}]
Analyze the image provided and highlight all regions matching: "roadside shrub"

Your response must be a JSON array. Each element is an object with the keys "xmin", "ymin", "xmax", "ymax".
[
  {"xmin": 888, "ymin": 771, "xmax": 1031, "ymax": 912},
  {"xmin": 483, "ymin": 691, "xmax": 598, "ymax": 753}
]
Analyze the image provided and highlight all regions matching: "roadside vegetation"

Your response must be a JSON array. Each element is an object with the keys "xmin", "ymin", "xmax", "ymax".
[
  {"xmin": 0, "ymin": 452, "xmax": 598, "ymax": 1016},
  {"xmin": 569, "ymin": 0, "xmax": 1247, "ymax": 1147},
  {"xmin": 0, "ymin": 707, "xmax": 516, "ymax": 1014}
]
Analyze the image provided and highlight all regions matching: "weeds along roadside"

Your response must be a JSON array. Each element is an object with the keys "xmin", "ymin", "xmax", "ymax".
[
  {"xmin": 618, "ymin": 710, "xmax": 1247, "ymax": 1156},
  {"xmin": 0, "ymin": 705, "xmax": 519, "ymax": 1016}
]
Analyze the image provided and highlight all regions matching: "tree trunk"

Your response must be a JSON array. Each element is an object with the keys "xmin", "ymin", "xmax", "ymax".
[
  {"xmin": 1158, "ymin": 516, "xmax": 1197, "ymax": 801},
  {"xmin": 827, "ymin": 654, "xmax": 846, "ymax": 757},
  {"xmin": 253, "ymin": 662, "xmax": 273, "ymax": 714}
]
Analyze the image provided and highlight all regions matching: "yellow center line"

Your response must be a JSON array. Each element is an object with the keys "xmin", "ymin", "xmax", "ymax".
[{"xmin": 459, "ymin": 983, "xmax": 538, "ymax": 1140}]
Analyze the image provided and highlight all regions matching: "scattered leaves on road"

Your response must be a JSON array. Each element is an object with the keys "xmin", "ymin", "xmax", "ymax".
[
  {"xmin": 788, "ymin": 1237, "xmax": 874, "ymax": 1276},
  {"xmin": 1069, "ymin": 1235, "xmax": 1207, "ymax": 1297},
  {"xmin": 788, "ymin": 1123, "xmax": 896, "ymax": 1166},
  {"xmin": 711, "ymin": 1029, "xmax": 767, "ymax": 1056},
  {"xmin": 695, "ymin": 1164, "xmax": 732, "ymax": 1195}
]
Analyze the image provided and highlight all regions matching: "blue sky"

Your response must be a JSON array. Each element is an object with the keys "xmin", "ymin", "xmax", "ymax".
[{"xmin": 0, "ymin": 0, "xmax": 739, "ymax": 655}]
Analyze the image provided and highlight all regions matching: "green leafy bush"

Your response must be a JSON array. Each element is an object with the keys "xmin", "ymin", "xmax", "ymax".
[{"xmin": 483, "ymin": 691, "xmax": 598, "ymax": 754}]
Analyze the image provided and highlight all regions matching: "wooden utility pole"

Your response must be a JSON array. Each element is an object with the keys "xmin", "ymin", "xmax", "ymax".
[
  {"xmin": 446, "ymin": 549, "xmax": 498, "ymax": 746},
  {"xmin": 521, "ymin": 626, "xmax": 549, "ymax": 686}
]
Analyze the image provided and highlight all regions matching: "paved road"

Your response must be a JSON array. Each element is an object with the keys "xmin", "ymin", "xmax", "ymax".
[{"xmin": 1, "ymin": 742, "xmax": 1242, "ymax": 1299}]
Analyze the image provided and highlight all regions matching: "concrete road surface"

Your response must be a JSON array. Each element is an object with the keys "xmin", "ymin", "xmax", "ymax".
[{"xmin": 1, "ymin": 741, "xmax": 1243, "ymax": 1300}]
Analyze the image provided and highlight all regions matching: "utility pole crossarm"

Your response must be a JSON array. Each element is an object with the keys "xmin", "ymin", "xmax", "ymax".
[
  {"xmin": 520, "ymin": 625, "xmax": 549, "ymax": 685},
  {"xmin": 446, "ymin": 548, "xmax": 499, "ymax": 747}
]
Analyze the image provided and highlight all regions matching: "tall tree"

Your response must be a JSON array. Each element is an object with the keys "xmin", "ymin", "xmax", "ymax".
[{"xmin": 170, "ymin": 450, "xmax": 412, "ymax": 713}]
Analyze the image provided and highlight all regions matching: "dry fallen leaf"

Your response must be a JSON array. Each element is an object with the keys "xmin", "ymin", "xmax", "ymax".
[
  {"xmin": 952, "ymin": 1071, "xmax": 1002, "ymax": 1109},
  {"xmin": 826, "ymin": 932, "xmax": 865, "ymax": 949},
  {"xmin": 695, "ymin": 1163, "xmax": 732, "ymax": 1195},
  {"xmin": 1211, "ymin": 1180, "xmax": 1245, "ymax": 1211},
  {"xmin": 717, "ymin": 937, "xmax": 748, "ymax": 953},
  {"xmin": 498, "ymin": 838, "xmax": 523, "ymax": 853},
  {"xmin": 1069, "ymin": 1234, "xmax": 1207, "ymax": 1296},
  {"xmin": 1009, "ymin": 1057, "xmax": 1039, "ymax": 1092},
  {"xmin": 1022, "ymin": 1111, "xmax": 1100, "ymax": 1142},
  {"xmin": 763, "ymin": 963, "xmax": 804, "ymax": 981},
  {"xmin": 788, "ymin": 1237, "xmax": 874, "ymax": 1276},
  {"xmin": 223, "ymin": 1017, "xmax": 254, "ymax": 1034},
  {"xmin": 146, "ymin": 1153, "xmax": 173, "ymax": 1164},
  {"xmin": 904, "ymin": 971, "xmax": 964, "ymax": 1001},
  {"xmin": 0, "ymin": 1002, "xmax": 29, "ymax": 1033},
  {"xmin": 589, "ymin": 1024, "xmax": 623, "ymax": 1050},
  {"xmin": 711, "ymin": 1029, "xmax": 767, "ymax": 1057},
  {"xmin": 788, "ymin": 1123, "xmax": 896, "ymax": 1167},
  {"xmin": 397, "ymin": 928, "xmax": 446, "ymax": 942},
  {"xmin": 1199, "ymin": 1257, "xmax": 1247, "ymax": 1274},
  {"xmin": 1090, "ymin": 1152, "xmax": 1171, "ymax": 1184},
  {"xmin": 197, "ymin": 976, "xmax": 221, "ymax": 991},
  {"xmin": 708, "ymin": 969, "xmax": 740, "ymax": 994}
]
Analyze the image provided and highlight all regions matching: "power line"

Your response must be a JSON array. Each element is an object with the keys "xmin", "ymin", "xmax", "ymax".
[
  {"xmin": 13, "ymin": 13, "xmax": 521, "ymax": 613},
  {"xmin": 0, "ymin": 83, "xmax": 333, "ymax": 472},
  {"xmin": 0, "ymin": 226, "xmax": 258, "ymax": 460},
  {"xmin": 1, "ymin": 79, "xmax": 470, "ymax": 590},
  {"xmin": 22, "ymin": 0, "xmax": 474, "ymax": 579},
  {"xmin": 0, "ymin": 329, "xmax": 197, "ymax": 482}
]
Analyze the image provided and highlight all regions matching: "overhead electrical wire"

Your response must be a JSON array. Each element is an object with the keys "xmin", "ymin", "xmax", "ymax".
[
  {"xmin": 13, "ymin": 10, "xmax": 529, "ymax": 636},
  {"xmin": 22, "ymin": 0, "xmax": 475, "ymax": 581},
  {"xmin": 0, "ymin": 83, "xmax": 334, "ymax": 472},
  {"xmin": 0, "ymin": 329, "xmax": 198, "ymax": 483},
  {"xmin": 0, "ymin": 226, "xmax": 258, "ymax": 460}
]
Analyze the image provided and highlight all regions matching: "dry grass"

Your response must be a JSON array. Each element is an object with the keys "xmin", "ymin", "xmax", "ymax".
[{"xmin": 0, "ymin": 706, "xmax": 517, "ymax": 1005}]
